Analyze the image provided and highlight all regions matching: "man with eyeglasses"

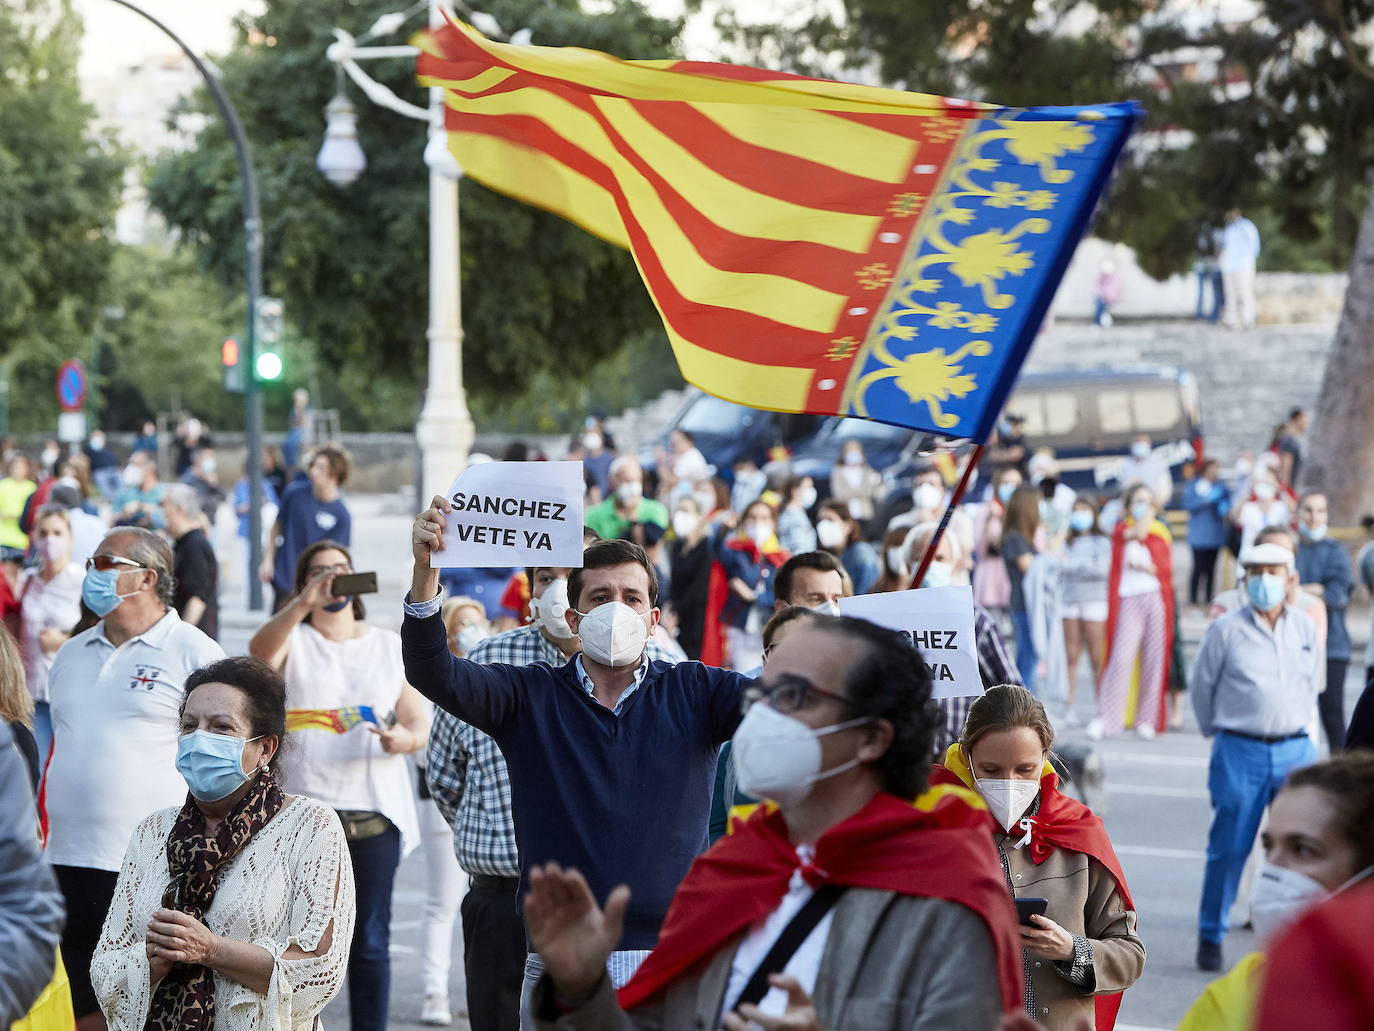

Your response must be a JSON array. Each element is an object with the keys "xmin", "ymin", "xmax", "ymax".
[
  {"xmin": 44, "ymin": 528, "xmax": 224, "ymax": 1029},
  {"xmin": 520, "ymin": 615, "xmax": 1024, "ymax": 1030}
]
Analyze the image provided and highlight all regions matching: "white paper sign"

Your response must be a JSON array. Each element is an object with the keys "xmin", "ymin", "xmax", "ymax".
[
  {"xmin": 838, "ymin": 585, "xmax": 980, "ymax": 700},
  {"xmin": 433, "ymin": 461, "xmax": 585, "ymax": 569}
]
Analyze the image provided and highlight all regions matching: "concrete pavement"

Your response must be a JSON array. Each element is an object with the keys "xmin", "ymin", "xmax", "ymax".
[{"xmin": 213, "ymin": 494, "xmax": 1366, "ymax": 1030}]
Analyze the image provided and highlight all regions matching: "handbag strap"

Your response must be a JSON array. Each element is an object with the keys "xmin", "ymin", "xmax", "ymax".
[{"xmin": 734, "ymin": 884, "xmax": 847, "ymax": 1011}]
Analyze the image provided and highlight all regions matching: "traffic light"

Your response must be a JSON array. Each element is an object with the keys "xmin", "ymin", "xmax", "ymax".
[
  {"xmin": 222, "ymin": 337, "xmax": 244, "ymax": 393},
  {"xmin": 255, "ymin": 297, "xmax": 284, "ymax": 382}
]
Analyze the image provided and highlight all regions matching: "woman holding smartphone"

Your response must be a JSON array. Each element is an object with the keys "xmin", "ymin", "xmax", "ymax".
[
  {"xmin": 249, "ymin": 538, "xmax": 428, "ymax": 1031},
  {"xmin": 932, "ymin": 685, "xmax": 1145, "ymax": 1030}
]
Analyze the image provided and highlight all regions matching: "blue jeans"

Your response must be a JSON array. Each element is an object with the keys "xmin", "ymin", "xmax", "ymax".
[
  {"xmin": 1198, "ymin": 732, "xmax": 1316, "ymax": 944},
  {"xmin": 32, "ymin": 701, "xmax": 52, "ymax": 774},
  {"xmin": 1010, "ymin": 609, "xmax": 1037, "ymax": 693},
  {"xmin": 346, "ymin": 821, "xmax": 402, "ymax": 1031}
]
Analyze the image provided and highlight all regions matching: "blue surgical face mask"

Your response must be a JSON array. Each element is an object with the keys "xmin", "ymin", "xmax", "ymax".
[
  {"xmin": 323, "ymin": 596, "xmax": 351, "ymax": 613},
  {"xmin": 1246, "ymin": 572, "xmax": 1288, "ymax": 612},
  {"xmin": 1069, "ymin": 510, "xmax": 1094, "ymax": 533},
  {"xmin": 82, "ymin": 567, "xmax": 137, "ymax": 618},
  {"xmin": 1130, "ymin": 501, "xmax": 1152, "ymax": 524},
  {"xmin": 1299, "ymin": 522, "xmax": 1327, "ymax": 542},
  {"xmin": 997, "ymin": 483, "xmax": 1015, "ymax": 504},
  {"xmin": 176, "ymin": 730, "xmax": 262, "ymax": 802}
]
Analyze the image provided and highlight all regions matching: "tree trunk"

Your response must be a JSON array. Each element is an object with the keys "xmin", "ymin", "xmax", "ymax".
[{"xmin": 1301, "ymin": 185, "xmax": 1374, "ymax": 523}]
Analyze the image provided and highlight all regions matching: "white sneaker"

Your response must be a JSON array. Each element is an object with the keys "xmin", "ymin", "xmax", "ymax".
[
  {"xmin": 1085, "ymin": 718, "xmax": 1105, "ymax": 741},
  {"xmin": 421, "ymin": 995, "xmax": 452, "ymax": 1026},
  {"xmin": 1060, "ymin": 708, "xmax": 1083, "ymax": 729},
  {"xmin": 1136, "ymin": 723, "xmax": 1156, "ymax": 741}
]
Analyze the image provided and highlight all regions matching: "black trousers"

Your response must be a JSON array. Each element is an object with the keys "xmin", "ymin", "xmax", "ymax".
[
  {"xmin": 462, "ymin": 876, "xmax": 527, "ymax": 1031},
  {"xmin": 54, "ymin": 864, "xmax": 120, "ymax": 1017},
  {"xmin": 1320, "ymin": 658, "xmax": 1350, "ymax": 752},
  {"xmin": 1190, "ymin": 547, "xmax": 1219, "ymax": 605}
]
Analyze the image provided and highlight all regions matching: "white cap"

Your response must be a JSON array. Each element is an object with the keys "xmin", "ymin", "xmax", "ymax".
[{"xmin": 1239, "ymin": 543, "xmax": 1295, "ymax": 569}]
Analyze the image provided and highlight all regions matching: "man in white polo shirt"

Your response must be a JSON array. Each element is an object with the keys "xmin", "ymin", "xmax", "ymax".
[{"xmin": 44, "ymin": 527, "xmax": 224, "ymax": 1029}]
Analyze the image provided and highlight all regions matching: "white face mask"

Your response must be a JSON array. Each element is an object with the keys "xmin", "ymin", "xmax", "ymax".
[
  {"xmin": 455, "ymin": 624, "xmax": 489, "ymax": 655},
  {"xmin": 694, "ymin": 490, "xmax": 716, "ymax": 515},
  {"xmin": 973, "ymin": 774, "xmax": 1042, "ymax": 833},
  {"xmin": 582, "ymin": 433, "xmax": 602, "ymax": 453},
  {"xmin": 886, "ymin": 547, "xmax": 908, "ymax": 576},
  {"xmin": 732, "ymin": 702, "xmax": 871, "ymax": 807},
  {"xmin": 913, "ymin": 483, "xmax": 943, "ymax": 510},
  {"xmin": 1254, "ymin": 481, "xmax": 1277, "ymax": 501},
  {"xmin": 843, "ymin": 451, "xmax": 863, "ymax": 466},
  {"xmin": 672, "ymin": 511, "xmax": 699, "ymax": 539},
  {"xmin": 615, "ymin": 480, "xmax": 643, "ymax": 504},
  {"xmin": 1195, "ymin": 478, "xmax": 1212, "ymax": 494},
  {"xmin": 1131, "ymin": 441, "xmax": 1151, "ymax": 459},
  {"xmin": 122, "ymin": 464, "xmax": 143, "ymax": 487},
  {"xmin": 1249, "ymin": 861, "xmax": 1328, "ymax": 944},
  {"xmin": 574, "ymin": 601, "xmax": 651, "ymax": 667},
  {"xmin": 810, "ymin": 599, "xmax": 841, "ymax": 616},
  {"xmin": 816, "ymin": 519, "xmax": 847, "ymax": 550},
  {"xmin": 530, "ymin": 578, "xmax": 574, "ymax": 640},
  {"xmin": 797, "ymin": 486, "xmax": 818, "ymax": 510},
  {"xmin": 921, "ymin": 560, "xmax": 954, "ymax": 589}
]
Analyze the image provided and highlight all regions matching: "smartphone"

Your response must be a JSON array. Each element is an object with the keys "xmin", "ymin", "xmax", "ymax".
[
  {"xmin": 1015, "ymin": 897, "xmax": 1049, "ymax": 926},
  {"xmin": 330, "ymin": 571, "xmax": 378, "ymax": 597},
  {"xmin": 381, "ymin": 709, "xmax": 398, "ymax": 729}
]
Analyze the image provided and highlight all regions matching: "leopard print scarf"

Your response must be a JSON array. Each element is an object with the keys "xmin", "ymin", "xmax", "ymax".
[{"xmin": 145, "ymin": 766, "xmax": 285, "ymax": 1031}]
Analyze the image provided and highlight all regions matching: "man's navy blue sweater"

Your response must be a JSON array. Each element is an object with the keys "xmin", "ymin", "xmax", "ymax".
[{"xmin": 401, "ymin": 609, "xmax": 749, "ymax": 949}]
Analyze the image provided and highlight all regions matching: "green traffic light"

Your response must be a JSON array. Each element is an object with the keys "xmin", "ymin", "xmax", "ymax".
[{"xmin": 256, "ymin": 351, "xmax": 283, "ymax": 381}]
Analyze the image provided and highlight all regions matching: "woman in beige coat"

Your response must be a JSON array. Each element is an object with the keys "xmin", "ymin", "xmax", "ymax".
[{"xmin": 933, "ymin": 685, "xmax": 1145, "ymax": 1030}]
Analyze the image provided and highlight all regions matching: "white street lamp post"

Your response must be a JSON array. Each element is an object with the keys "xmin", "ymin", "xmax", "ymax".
[{"xmin": 319, "ymin": 0, "xmax": 475, "ymax": 507}]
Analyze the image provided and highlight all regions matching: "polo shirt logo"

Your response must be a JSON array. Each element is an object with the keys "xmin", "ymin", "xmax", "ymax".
[
  {"xmin": 129, "ymin": 665, "xmax": 164, "ymax": 691},
  {"xmin": 316, "ymin": 511, "xmax": 338, "ymax": 531}
]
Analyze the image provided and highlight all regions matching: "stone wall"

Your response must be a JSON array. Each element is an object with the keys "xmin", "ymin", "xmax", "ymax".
[{"xmin": 1023, "ymin": 321, "xmax": 1337, "ymax": 463}]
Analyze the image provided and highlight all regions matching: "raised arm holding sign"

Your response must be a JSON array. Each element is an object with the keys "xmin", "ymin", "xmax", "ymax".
[{"xmin": 403, "ymin": 503, "xmax": 754, "ymax": 974}]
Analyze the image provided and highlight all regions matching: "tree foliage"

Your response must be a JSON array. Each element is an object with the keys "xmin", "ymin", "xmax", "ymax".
[
  {"xmin": 0, "ymin": 0, "xmax": 123, "ymax": 431},
  {"xmin": 711, "ymin": 0, "xmax": 1374, "ymax": 278},
  {"xmin": 146, "ymin": 0, "xmax": 682, "ymax": 433}
]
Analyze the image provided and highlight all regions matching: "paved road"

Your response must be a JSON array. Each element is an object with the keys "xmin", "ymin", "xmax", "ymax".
[{"xmin": 217, "ymin": 495, "xmax": 1364, "ymax": 1030}]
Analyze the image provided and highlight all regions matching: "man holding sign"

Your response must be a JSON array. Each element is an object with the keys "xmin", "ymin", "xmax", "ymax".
[{"xmin": 404, "ymin": 484, "xmax": 752, "ymax": 1005}]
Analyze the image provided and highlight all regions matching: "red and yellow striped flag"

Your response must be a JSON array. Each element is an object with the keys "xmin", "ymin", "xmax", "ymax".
[{"xmin": 418, "ymin": 20, "xmax": 1138, "ymax": 439}]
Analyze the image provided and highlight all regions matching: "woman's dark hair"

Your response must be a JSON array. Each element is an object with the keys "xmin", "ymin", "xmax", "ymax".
[
  {"xmin": 1283, "ymin": 751, "xmax": 1374, "ymax": 873},
  {"xmin": 568, "ymin": 539, "xmax": 659, "ymax": 609},
  {"xmin": 181, "ymin": 657, "xmax": 288, "ymax": 771},
  {"xmin": 814, "ymin": 615, "xmax": 936, "ymax": 799},
  {"xmin": 292, "ymin": 539, "xmax": 366, "ymax": 621}
]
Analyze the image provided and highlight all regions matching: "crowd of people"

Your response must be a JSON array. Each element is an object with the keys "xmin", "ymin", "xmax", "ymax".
[{"xmin": 1, "ymin": 400, "xmax": 1372, "ymax": 1031}]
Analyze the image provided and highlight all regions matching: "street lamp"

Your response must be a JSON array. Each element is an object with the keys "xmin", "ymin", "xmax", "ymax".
[
  {"xmin": 321, "ymin": 1, "xmax": 475, "ymax": 506},
  {"xmin": 104, "ymin": 0, "xmax": 269, "ymax": 611},
  {"xmin": 316, "ymin": 92, "xmax": 367, "ymax": 186}
]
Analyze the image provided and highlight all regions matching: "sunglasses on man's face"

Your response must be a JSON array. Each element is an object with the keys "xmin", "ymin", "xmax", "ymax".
[{"xmin": 86, "ymin": 554, "xmax": 146, "ymax": 573}]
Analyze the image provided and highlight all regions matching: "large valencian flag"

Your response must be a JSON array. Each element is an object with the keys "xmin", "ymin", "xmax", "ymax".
[{"xmin": 417, "ymin": 20, "xmax": 1140, "ymax": 439}]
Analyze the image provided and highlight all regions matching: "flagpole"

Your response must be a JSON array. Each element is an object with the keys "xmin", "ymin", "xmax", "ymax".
[{"xmin": 909, "ymin": 443, "xmax": 987, "ymax": 589}]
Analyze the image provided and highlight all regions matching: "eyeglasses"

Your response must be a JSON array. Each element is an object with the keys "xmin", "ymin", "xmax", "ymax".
[
  {"xmin": 741, "ymin": 674, "xmax": 854, "ymax": 716},
  {"xmin": 306, "ymin": 562, "xmax": 352, "ymax": 578},
  {"xmin": 86, "ymin": 555, "xmax": 145, "ymax": 573}
]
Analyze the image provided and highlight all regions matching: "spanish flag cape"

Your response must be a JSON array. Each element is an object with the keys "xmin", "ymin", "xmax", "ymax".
[
  {"xmin": 616, "ymin": 787, "xmax": 1025, "ymax": 1015},
  {"xmin": 699, "ymin": 533, "xmax": 788, "ymax": 667},
  {"xmin": 1103, "ymin": 516, "xmax": 1173, "ymax": 732},
  {"xmin": 931, "ymin": 744, "xmax": 1136, "ymax": 1031}
]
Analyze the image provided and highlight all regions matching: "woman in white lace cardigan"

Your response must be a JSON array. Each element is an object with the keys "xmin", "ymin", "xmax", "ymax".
[{"xmin": 92, "ymin": 656, "xmax": 355, "ymax": 1031}]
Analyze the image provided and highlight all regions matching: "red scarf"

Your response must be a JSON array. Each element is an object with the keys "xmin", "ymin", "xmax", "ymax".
[
  {"xmin": 1103, "ymin": 518, "xmax": 1174, "ymax": 732},
  {"xmin": 932, "ymin": 746, "xmax": 1136, "ymax": 1030},
  {"xmin": 616, "ymin": 788, "xmax": 1024, "ymax": 1015}
]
